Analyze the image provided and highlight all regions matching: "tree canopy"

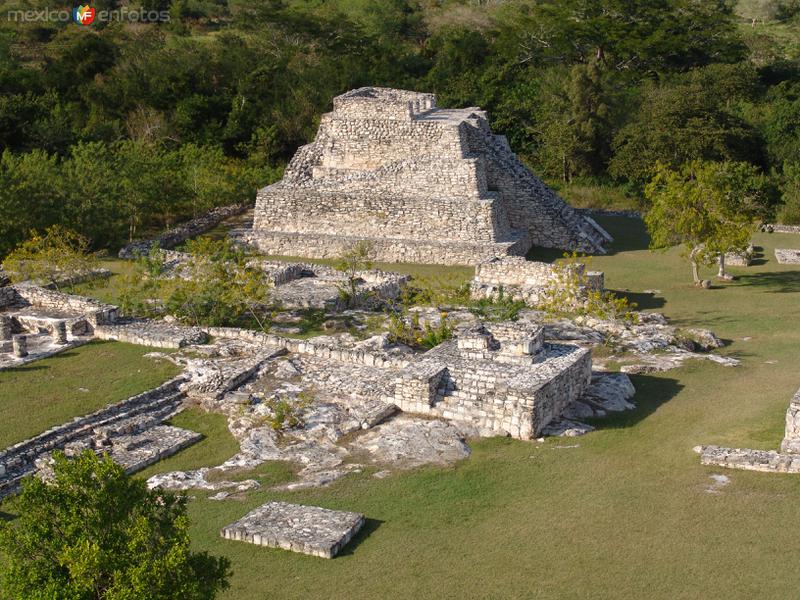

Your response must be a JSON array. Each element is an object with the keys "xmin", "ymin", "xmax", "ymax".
[
  {"xmin": 0, "ymin": 451, "xmax": 231, "ymax": 600},
  {"xmin": 644, "ymin": 160, "xmax": 776, "ymax": 283}
]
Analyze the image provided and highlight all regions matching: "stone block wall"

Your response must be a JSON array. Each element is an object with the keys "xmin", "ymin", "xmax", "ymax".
[
  {"xmin": 0, "ymin": 286, "xmax": 19, "ymax": 308},
  {"xmin": 119, "ymin": 203, "xmax": 249, "ymax": 259},
  {"xmin": 0, "ymin": 377, "xmax": 186, "ymax": 498},
  {"xmin": 781, "ymin": 388, "xmax": 800, "ymax": 453},
  {"xmin": 470, "ymin": 257, "xmax": 605, "ymax": 304},
  {"xmin": 13, "ymin": 285, "xmax": 118, "ymax": 325}
]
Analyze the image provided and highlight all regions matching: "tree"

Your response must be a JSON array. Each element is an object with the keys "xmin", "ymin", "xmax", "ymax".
[
  {"xmin": 778, "ymin": 162, "xmax": 800, "ymax": 224},
  {"xmin": 2, "ymin": 226, "xmax": 100, "ymax": 291},
  {"xmin": 537, "ymin": 62, "xmax": 616, "ymax": 181},
  {"xmin": 610, "ymin": 65, "xmax": 762, "ymax": 183},
  {"xmin": 169, "ymin": 238, "xmax": 271, "ymax": 328},
  {"xmin": 0, "ymin": 148, "xmax": 65, "ymax": 258},
  {"xmin": 334, "ymin": 240, "xmax": 374, "ymax": 306},
  {"xmin": 0, "ymin": 450, "xmax": 230, "ymax": 600},
  {"xmin": 644, "ymin": 160, "xmax": 775, "ymax": 284}
]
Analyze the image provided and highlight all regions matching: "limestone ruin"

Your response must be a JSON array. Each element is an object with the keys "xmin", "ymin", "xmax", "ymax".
[
  {"xmin": 220, "ymin": 501, "xmax": 365, "ymax": 559},
  {"xmin": 245, "ymin": 87, "xmax": 612, "ymax": 265},
  {"xmin": 696, "ymin": 387, "xmax": 800, "ymax": 473}
]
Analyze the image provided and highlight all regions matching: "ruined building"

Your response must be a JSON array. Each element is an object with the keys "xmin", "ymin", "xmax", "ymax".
[{"xmin": 247, "ymin": 87, "xmax": 612, "ymax": 265}]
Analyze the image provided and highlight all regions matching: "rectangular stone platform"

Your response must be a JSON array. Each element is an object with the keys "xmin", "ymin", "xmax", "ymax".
[
  {"xmin": 775, "ymin": 248, "xmax": 800, "ymax": 264},
  {"xmin": 220, "ymin": 501, "xmax": 365, "ymax": 558}
]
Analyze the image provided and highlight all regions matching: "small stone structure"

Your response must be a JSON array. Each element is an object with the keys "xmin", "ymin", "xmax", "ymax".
[
  {"xmin": 221, "ymin": 501, "xmax": 365, "ymax": 558},
  {"xmin": 0, "ymin": 284, "xmax": 118, "ymax": 368},
  {"xmin": 775, "ymin": 248, "xmax": 800, "ymax": 264},
  {"xmin": 470, "ymin": 256, "xmax": 604, "ymax": 304},
  {"xmin": 697, "ymin": 386, "xmax": 800, "ymax": 473},
  {"xmin": 246, "ymin": 87, "xmax": 611, "ymax": 265},
  {"xmin": 394, "ymin": 323, "xmax": 591, "ymax": 438}
]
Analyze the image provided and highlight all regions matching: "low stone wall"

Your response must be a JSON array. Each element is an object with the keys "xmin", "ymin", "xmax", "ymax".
[
  {"xmin": 698, "ymin": 445, "xmax": 800, "ymax": 473},
  {"xmin": 205, "ymin": 326, "xmax": 411, "ymax": 369},
  {"xmin": 781, "ymin": 388, "xmax": 800, "ymax": 453},
  {"xmin": 765, "ymin": 224, "xmax": 800, "ymax": 234},
  {"xmin": 0, "ymin": 376, "xmax": 187, "ymax": 498},
  {"xmin": 470, "ymin": 256, "xmax": 604, "ymax": 304},
  {"xmin": 96, "ymin": 319, "xmax": 208, "ymax": 349},
  {"xmin": 13, "ymin": 284, "xmax": 118, "ymax": 325},
  {"xmin": 119, "ymin": 203, "xmax": 250, "ymax": 259}
]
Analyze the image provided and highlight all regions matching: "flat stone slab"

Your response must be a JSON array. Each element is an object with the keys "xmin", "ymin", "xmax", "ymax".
[
  {"xmin": 696, "ymin": 444, "xmax": 800, "ymax": 473},
  {"xmin": 775, "ymin": 248, "xmax": 800, "ymax": 264},
  {"xmin": 220, "ymin": 501, "xmax": 365, "ymax": 558},
  {"xmin": 110, "ymin": 425, "xmax": 203, "ymax": 473}
]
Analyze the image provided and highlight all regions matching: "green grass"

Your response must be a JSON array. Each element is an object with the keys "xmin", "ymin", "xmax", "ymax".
[
  {"xmin": 136, "ymin": 408, "xmax": 241, "ymax": 480},
  {"xmin": 0, "ymin": 341, "xmax": 179, "ymax": 448},
  {"xmin": 158, "ymin": 218, "xmax": 800, "ymax": 600}
]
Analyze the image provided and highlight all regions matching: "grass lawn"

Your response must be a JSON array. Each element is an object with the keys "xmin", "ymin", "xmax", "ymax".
[
  {"xmin": 149, "ymin": 217, "xmax": 800, "ymax": 600},
  {"xmin": 0, "ymin": 341, "xmax": 179, "ymax": 448}
]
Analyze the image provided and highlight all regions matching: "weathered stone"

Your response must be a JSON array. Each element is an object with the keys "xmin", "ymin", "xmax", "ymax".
[
  {"xmin": 775, "ymin": 248, "xmax": 800, "ymax": 264},
  {"xmin": 781, "ymin": 388, "xmax": 800, "ymax": 453},
  {"xmin": 0, "ymin": 316, "xmax": 11, "ymax": 341},
  {"xmin": 246, "ymin": 87, "xmax": 611, "ymax": 265},
  {"xmin": 697, "ymin": 445, "xmax": 800, "ymax": 473},
  {"xmin": 220, "ymin": 501, "xmax": 365, "ymax": 558},
  {"xmin": 52, "ymin": 321, "xmax": 68, "ymax": 345},
  {"xmin": 11, "ymin": 334, "xmax": 27, "ymax": 357}
]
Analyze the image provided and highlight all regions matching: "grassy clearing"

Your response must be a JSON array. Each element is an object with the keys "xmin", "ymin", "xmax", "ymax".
[
  {"xmin": 162, "ymin": 218, "xmax": 800, "ymax": 600},
  {"xmin": 136, "ymin": 408, "xmax": 241, "ymax": 480},
  {"xmin": 0, "ymin": 341, "xmax": 178, "ymax": 448}
]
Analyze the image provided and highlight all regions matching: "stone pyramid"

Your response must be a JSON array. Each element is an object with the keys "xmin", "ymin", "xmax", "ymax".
[{"xmin": 247, "ymin": 87, "xmax": 611, "ymax": 265}]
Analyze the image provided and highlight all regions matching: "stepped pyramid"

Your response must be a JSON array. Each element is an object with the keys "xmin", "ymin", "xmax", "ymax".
[{"xmin": 247, "ymin": 87, "xmax": 611, "ymax": 265}]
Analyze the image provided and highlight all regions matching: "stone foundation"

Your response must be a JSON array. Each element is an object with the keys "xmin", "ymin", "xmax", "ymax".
[
  {"xmin": 775, "ymin": 248, "xmax": 800, "ymax": 264},
  {"xmin": 220, "ymin": 501, "xmax": 365, "ymax": 558}
]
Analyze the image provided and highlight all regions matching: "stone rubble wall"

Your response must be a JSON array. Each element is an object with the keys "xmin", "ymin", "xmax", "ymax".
[
  {"xmin": 118, "ymin": 203, "xmax": 249, "ymax": 259},
  {"xmin": 0, "ymin": 286, "xmax": 18, "ymax": 308},
  {"xmin": 12, "ymin": 284, "xmax": 118, "ymax": 325},
  {"xmin": 470, "ymin": 256, "xmax": 604, "ymax": 303},
  {"xmin": 766, "ymin": 224, "xmax": 800, "ymax": 234},
  {"xmin": 0, "ymin": 377, "xmax": 187, "ymax": 498},
  {"xmin": 205, "ymin": 327, "xmax": 412, "ymax": 369},
  {"xmin": 698, "ymin": 445, "xmax": 800, "ymax": 473},
  {"xmin": 95, "ymin": 319, "xmax": 208, "ymax": 349}
]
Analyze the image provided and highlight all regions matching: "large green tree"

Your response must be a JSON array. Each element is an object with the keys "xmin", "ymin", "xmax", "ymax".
[
  {"xmin": 610, "ymin": 65, "xmax": 762, "ymax": 183},
  {"xmin": 0, "ymin": 451, "xmax": 230, "ymax": 600},
  {"xmin": 645, "ymin": 160, "xmax": 776, "ymax": 284}
]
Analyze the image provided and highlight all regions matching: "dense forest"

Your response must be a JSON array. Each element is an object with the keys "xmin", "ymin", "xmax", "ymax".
[{"xmin": 1, "ymin": 0, "xmax": 799, "ymax": 257}]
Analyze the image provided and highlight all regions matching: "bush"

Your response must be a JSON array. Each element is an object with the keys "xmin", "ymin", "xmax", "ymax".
[{"xmin": 0, "ymin": 451, "xmax": 230, "ymax": 599}]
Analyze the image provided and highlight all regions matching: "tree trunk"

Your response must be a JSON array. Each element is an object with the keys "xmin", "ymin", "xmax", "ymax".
[
  {"xmin": 717, "ymin": 253, "xmax": 726, "ymax": 279},
  {"xmin": 689, "ymin": 245, "xmax": 703, "ymax": 284}
]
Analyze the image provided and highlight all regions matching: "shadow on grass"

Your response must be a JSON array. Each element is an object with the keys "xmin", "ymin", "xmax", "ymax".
[
  {"xmin": 336, "ymin": 517, "xmax": 383, "ymax": 557},
  {"xmin": 614, "ymin": 290, "xmax": 665, "ymax": 310},
  {"xmin": 590, "ymin": 374, "xmax": 683, "ymax": 431},
  {"xmin": 525, "ymin": 216, "xmax": 651, "ymax": 263},
  {"xmin": 0, "ymin": 510, "xmax": 16, "ymax": 522},
  {"xmin": 736, "ymin": 270, "xmax": 800, "ymax": 293}
]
